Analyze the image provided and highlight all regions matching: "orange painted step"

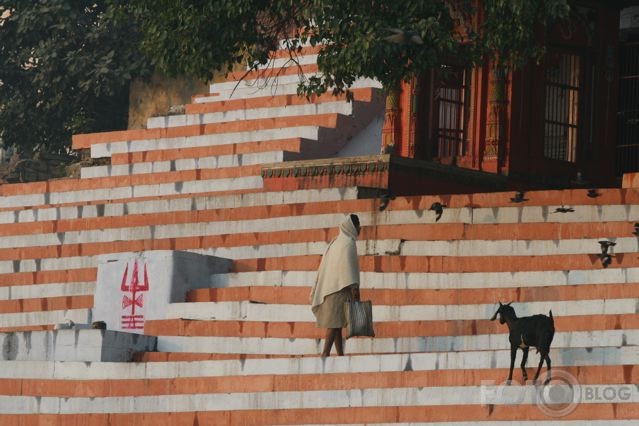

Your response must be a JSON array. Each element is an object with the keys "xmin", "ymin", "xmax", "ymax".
[
  {"xmin": 110, "ymin": 138, "xmax": 311, "ymax": 165},
  {"xmin": 0, "ymin": 166, "xmax": 262, "ymax": 202},
  {"xmin": 0, "ymin": 184, "xmax": 633, "ymax": 212},
  {"xmin": 185, "ymin": 87, "xmax": 376, "ymax": 114},
  {"xmin": 49, "ymin": 164, "xmax": 261, "ymax": 193},
  {"xmin": 132, "ymin": 352, "xmax": 306, "ymax": 362},
  {"xmin": 0, "ymin": 365, "xmax": 635, "ymax": 397},
  {"xmin": 143, "ymin": 314, "xmax": 639, "ymax": 338},
  {"xmin": 0, "ymin": 188, "xmax": 265, "ymax": 213},
  {"xmin": 0, "ymin": 324, "xmax": 53, "ymax": 333},
  {"xmin": 231, "ymin": 253, "xmax": 639, "ymax": 273},
  {"xmin": 2, "ymin": 403, "xmax": 638, "ymax": 424},
  {"xmin": 223, "ymin": 62, "xmax": 319, "ymax": 83},
  {"xmin": 1, "ymin": 199, "xmax": 637, "ymax": 242},
  {"xmin": 186, "ymin": 283, "xmax": 639, "ymax": 305},
  {"xmin": 72, "ymin": 112, "xmax": 339, "ymax": 149},
  {"xmin": 0, "ymin": 295, "xmax": 92, "ymax": 314},
  {"xmin": 0, "ymin": 268, "xmax": 96, "ymax": 288},
  {"xmin": 0, "ymin": 234, "xmax": 636, "ymax": 271}
]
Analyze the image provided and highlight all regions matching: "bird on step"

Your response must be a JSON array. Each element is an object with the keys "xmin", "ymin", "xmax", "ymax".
[
  {"xmin": 598, "ymin": 240, "xmax": 616, "ymax": 268},
  {"xmin": 510, "ymin": 191, "xmax": 528, "ymax": 203},
  {"xmin": 379, "ymin": 193, "xmax": 395, "ymax": 212},
  {"xmin": 429, "ymin": 202, "xmax": 445, "ymax": 222},
  {"xmin": 587, "ymin": 189, "xmax": 601, "ymax": 198},
  {"xmin": 554, "ymin": 206, "xmax": 575, "ymax": 213}
]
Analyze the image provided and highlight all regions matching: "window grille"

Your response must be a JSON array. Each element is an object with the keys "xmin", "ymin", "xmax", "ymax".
[
  {"xmin": 616, "ymin": 42, "xmax": 639, "ymax": 175},
  {"xmin": 434, "ymin": 66, "xmax": 469, "ymax": 158},
  {"xmin": 544, "ymin": 52, "xmax": 582, "ymax": 162}
]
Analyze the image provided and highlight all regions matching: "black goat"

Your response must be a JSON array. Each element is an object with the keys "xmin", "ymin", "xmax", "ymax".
[{"xmin": 490, "ymin": 301, "xmax": 555, "ymax": 385}]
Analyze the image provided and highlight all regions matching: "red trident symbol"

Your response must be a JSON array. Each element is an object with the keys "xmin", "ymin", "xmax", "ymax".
[{"xmin": 120, "ymin": 259, "xmax": 150, "ymax": 315}]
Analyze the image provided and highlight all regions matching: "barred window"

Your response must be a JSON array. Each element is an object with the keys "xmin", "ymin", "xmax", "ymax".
[
  {"xmin": 544, "ymin": 51, "xmax": 582, "ymax": 162},
  {"xmin": 434, "ymin": 66, "xmax": 469, "ymax": 158}
]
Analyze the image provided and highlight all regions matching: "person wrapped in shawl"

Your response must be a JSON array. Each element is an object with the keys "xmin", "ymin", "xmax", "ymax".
[{"xmin": 310, "ymin": 213, "xmax": 361, "ymax": 357}]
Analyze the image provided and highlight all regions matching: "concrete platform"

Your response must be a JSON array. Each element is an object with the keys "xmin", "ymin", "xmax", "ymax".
[{"xmin": 0, "ymin": 329, "xmax": 156, "ymax": 361}]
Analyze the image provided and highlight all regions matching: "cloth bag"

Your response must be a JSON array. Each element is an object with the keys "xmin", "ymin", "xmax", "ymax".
[{"xmin": 344, "ymin": 300, "xmax": 375, "ymax": 339}]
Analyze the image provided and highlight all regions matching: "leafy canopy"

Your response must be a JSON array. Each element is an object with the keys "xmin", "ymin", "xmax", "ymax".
[
  {"xmin": 131, "ymin": 0, "xmax": 571, "ymax": 97},
  {"xmin": 0, "ymin": 0, "xmax": 570, "ymax": 156},
  {"xmin": 0, "ymin": 1, "xmax": 152, "ymax": 156}
]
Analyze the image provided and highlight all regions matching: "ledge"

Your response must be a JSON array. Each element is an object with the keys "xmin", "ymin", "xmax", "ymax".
[{"xmin": 261, "ymin": 155, "xmax": 510, "ymax": 195}]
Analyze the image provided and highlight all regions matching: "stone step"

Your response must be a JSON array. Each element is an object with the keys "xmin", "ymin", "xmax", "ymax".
[
  {"xmin": 2, "ymin": 404, "xmax": 637, "ymax": 423},
  {"xmin": 185, "ymin": 87, "xmax": 376, "ymax": 116},
  {"xmin": 1, "ymin": 228, "xmax": 637, "ymax": 263},
  {"xmin": 0, "ymin": 308, "xmax": 91, "ymax": 330},
  {"xmin": 185, "ymin": 283, "xmax": 639, "ymax": 305},
  {"xmin": 230, "ymin": 253, "xmax": 639, "ymax": 273},
  {"xmin": 0, "ymin": 281, "xmax": 94, "ymax": 301},
  {"xmin": 74, "ymin": 113, "xmax": 341, "ymax": 150},
  {"xmin": 109, "ymin": 137, "xmax": 315, "ymax": 165},
  {"xmin": 0, "ymin": 329, "xmax": 156, "ymax": 362},
  {"xmin": 0, "ymin": 187, "xmax": 358, "ymax": 224},
  {"xmin": 162, "ymin": 299, "xmax": 635, "ymax": 323},
  {"xmin": 0, "ymin": 348, "xmax": 635, "ymax": 380},
  {"xmin": 0, "ymin": 170, "xmax": 264, "ymax": 210},
  {"xmin": 4, "ymin": 404, "xmax": 637, "ymax": 423},
  {"xmin": 0, "ymin": 203, "xmax": 637, "ymax": 253},
  {"xmin": 201, "ymin": 74, "xmax": 381, "ymax": 103},
  {"xmin": 0, "ymin": 185, "xmax": 631, "ymax": 223},
  {"xmin": 81, "ymin": 150, "xmax": 297, "ymax": 179},
  {"xmin": 221, "ymin": 61, "xmax": 320, "ymax": 84},
  {"xmin": 147, "ymin": 98, "xmax": 355, "ymax": 129},
  {"xmin": 1, "ymin": 383, "xmax": 636, "ymax": 415},
  {"xmin": 210, "ymin": 268, "xmax": 639, "ymax": 290},
  {"xmin": 4, "ymin": 249, "xmax": 639, "ymax": 279},
  {"xmin": 87, "ymin": 125, "xmax": 322, "ymax": 157},
  {"xmin": 144, "ymin": 316, "xmax": 639, "ymax": 340},
  {"xmin": 0, "ymin": 365, "xmax": 634, "ymax": 398},
  {"xmin": 0, "ymin": 294, "xmax": 92, "ymax": 314},
  {"xmin": 154, "ymin": 329, "xmax": 638, "ymax": 355}
]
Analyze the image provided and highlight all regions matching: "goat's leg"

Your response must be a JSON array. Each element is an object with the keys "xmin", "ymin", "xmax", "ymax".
[
  {"xmin": 543, "ymin": 353, "xmax": 552, "ymax": 385},
  {"xmin": 520, "ymin": 347, "xmax": 529, "ymax": 383},
  {"xmin": 507, "ymin": 346, "xmax": 517, "ymax": 384},
  {"xmin": 533, "ymin": 352, "xmax": 545, "ymax": 382}
]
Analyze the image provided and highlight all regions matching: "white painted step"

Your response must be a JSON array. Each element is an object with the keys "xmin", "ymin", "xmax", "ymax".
[
  {"xmin": 81, "ymin": 150, "xmax": 294, "ymax": 179},
  {"xmin": 0, "ymin": 187, "xmax": 359, "ymax": 224},
  {"xmin": 247, "ymin": 53, "xmax": 319, "ymax": 71},
  {"xmin": 210, "ymin": 269, "xmax": 639, "ymax": 290},
  {"xmin": 166, "ymin": 299, "xmax": 636, "ymax": 322},
  {"xmin": 191, "ymin": 237, "xmax": 636, "ymax": 260},
  {"xmin": 155, "ymin": 329, "xmax": 638, "ymax": 355},
  {"xmin": 147, "ymin": 100, "xmax": 353, "ymax": 129},
  {"xmin": 201, "ymin": 74, "xmax": 382, "ymax": 102},
  {"xmin": 0, "ymin": 309, "xmax": 92, "ymax": 329},
  {"xmin": 1, "ymin": 347, "xmax": 634, "ymax": 380},
  {"xmin": 2, "ymin": 206, "xmax": 639, "ymax": 251},
  {"xmin": 90, "ymin": 126, "xmax": 320, "ymax": 158},
  {"xmin": 1, "ymin": 383, "xmax": 636, "ymax": 414},
  {"xmin": 0, "ymin": 282, "xmax": 95, "ymax": 301}
]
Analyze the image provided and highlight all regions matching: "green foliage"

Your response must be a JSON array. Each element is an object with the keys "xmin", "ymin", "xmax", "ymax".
[
  {"xmin": 0, "ymin": 1, "xmax": 153, "ymax": 156},
  {"xmin": 130, "ymin": 0, "xmax": 570, "ymax": 96},
  {"xmin": 0, "ymin": 0, "xmax": 571, "ymax": 156}
]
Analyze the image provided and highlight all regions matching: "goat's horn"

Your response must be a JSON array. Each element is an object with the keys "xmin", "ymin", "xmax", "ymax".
[
  {"xmin": 506, "ymin": 301, "xmax": 513, "ymax": 306},
  {"xmin": 498, "ymin": 301, "xmax": 503, "ymax": 306}
]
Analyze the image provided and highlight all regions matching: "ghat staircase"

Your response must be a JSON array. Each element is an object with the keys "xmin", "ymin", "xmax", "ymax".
[{"xmin": 0, "ymin": 46, "xmax": 638, "ymax": 425}]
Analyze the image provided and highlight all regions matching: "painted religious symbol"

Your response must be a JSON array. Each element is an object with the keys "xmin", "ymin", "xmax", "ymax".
[{"xmin": 120, "ymin": 259, "xmax": 150, "ymax": 329}]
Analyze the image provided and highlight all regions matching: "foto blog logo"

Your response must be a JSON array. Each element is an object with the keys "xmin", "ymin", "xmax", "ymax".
[{"xmin": 480, "ymin": 369, "xmax": 635, "ymax": 418}]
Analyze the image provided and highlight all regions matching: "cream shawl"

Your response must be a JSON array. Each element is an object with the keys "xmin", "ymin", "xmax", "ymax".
[{"xmin": 310, "ymin": 214, "xmax": 360, "ymax": 310}]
